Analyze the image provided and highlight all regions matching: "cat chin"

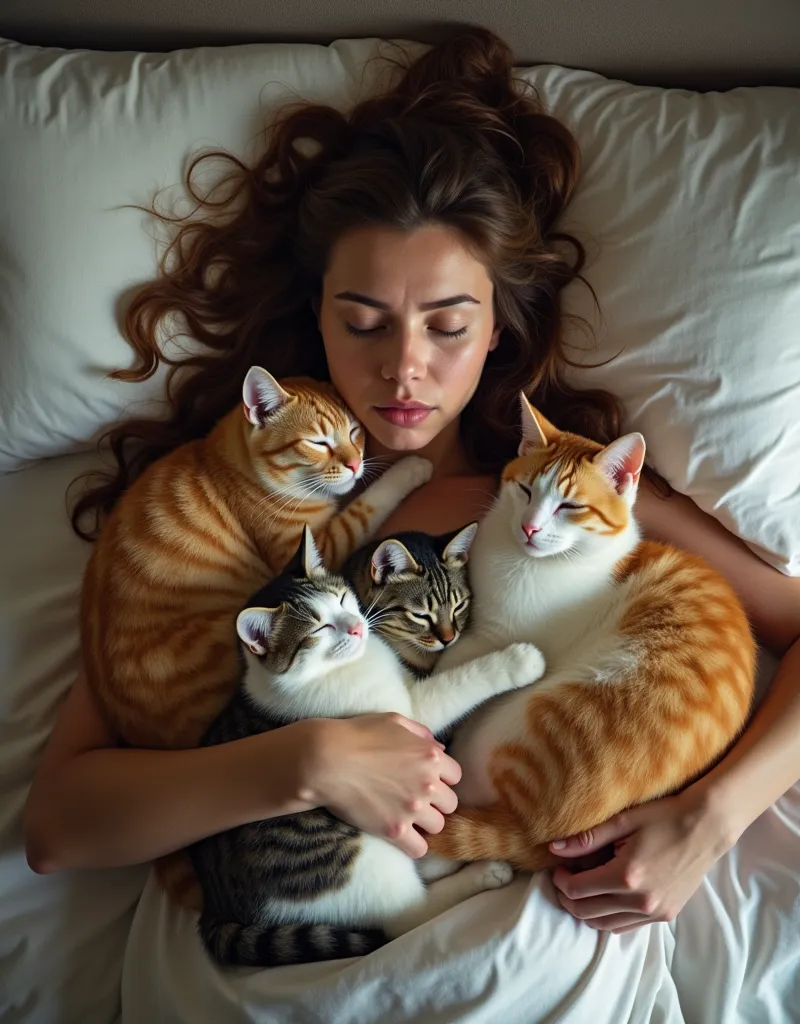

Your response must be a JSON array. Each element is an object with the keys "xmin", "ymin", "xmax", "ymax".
[{"xmin": 516, "ymin": 538, "xmax": 575, "ymax": 560}]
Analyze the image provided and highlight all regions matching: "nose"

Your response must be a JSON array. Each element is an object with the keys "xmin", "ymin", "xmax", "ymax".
[
  {"xmin": 347, "ymin": 621, "xmax": 364, "ymax": 638},
  {"xmin": 436, "ymin": 621, "xmax": 456, "ymax": 645},
  {"xmin": 345, "ymin": 457, "xmax": 361, "ymax": 475},
  {"xmin": 381, "ymin": 327, "xmax": 427, "ymax": 384},
  {"xmin": 522, "ymin": 523, "xmax": 541, "ymax": 539}
]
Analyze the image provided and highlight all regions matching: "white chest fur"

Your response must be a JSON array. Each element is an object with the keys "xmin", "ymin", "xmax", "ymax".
[{"xmin": 440, "ymin": 494, "xmax": 640, "ymax": 805}]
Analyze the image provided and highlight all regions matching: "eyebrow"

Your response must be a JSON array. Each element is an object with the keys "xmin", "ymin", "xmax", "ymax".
[{"xmin": 333, "ymin": 291, "xmax": 480, "ymax": 311}]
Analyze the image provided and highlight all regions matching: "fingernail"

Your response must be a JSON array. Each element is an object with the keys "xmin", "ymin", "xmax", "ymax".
[{"xmin": 552, "ymin": 840, "xmax": 567, "ymax": 850}]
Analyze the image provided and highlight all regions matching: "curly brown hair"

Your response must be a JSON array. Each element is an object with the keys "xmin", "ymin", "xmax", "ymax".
[{"xmin": 71, "ymin": 27, "xmax": 626, "ymax": 540}]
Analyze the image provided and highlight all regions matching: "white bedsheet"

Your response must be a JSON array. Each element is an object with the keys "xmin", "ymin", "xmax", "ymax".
[{"xmin": 122, "ymin": 771, "xmax": 800, "ymax": 1023}]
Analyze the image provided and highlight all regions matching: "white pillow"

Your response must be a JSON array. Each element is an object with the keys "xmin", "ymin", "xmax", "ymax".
[
  {"xmin": 0, "ymin": 37, "xmax": 397, "ymax": 470},
  {"xmin": 521, "ymin": 66, "xmax": 800, "ymax": 575},
  {"xmin": 1, "ymin": 40, "xmax": 799, "ymax": 573}
]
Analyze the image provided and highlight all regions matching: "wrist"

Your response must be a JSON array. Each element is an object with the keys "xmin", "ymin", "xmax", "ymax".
[
  {"xmin": 681, "ymin": 774, "xmax": 748, "ymax": 856},
  {"xmin": 291, "ymin": 717, "xmax": 342, "ymax": 810}
]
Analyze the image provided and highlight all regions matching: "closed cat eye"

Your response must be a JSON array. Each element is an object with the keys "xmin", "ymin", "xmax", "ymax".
[
  {"xmin": 307, "ymin": 439, "xmax": 333, "ymax": 451},
  {"xmin": 517, "ymin": 482, "xmax": 532, "ymax": 499},
  {"xmin": 556, "ymin": 502, "xmax": 585, "ymax": 513}
]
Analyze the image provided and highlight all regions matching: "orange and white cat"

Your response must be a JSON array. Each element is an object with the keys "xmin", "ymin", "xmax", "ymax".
[
  {"xmin": 427, "ymin": 396, "xmax": 756, "ymax": 869},
  {"xmin": 81, "ymin": 366, "xmax": 431, "ymax": 751}
]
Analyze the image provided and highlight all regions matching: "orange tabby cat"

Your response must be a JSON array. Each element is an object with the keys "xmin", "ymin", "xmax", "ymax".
[
  {"xmin": 81, "ymin": 366, "xmax": 431, "ymax": 751},
  {"xmin": 427, "ymin": 397, "xmax": 756, "ymax": 870}
]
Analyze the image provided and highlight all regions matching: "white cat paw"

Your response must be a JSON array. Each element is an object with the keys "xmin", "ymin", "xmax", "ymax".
[
  {"xmin": 388, "ymin": 456, "xmax": 434, "ymax": 492},
  {"xmin": 474, "ymin": 860, "xmax": 514, "ymax": 890},
  {"xmin": 504, "ymin": 642, "xmax": 547, "ymax": 688}
]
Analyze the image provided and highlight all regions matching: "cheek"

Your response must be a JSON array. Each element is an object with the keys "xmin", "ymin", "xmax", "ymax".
[
  {"xmin": 321, "ymin": 331, "xmax": 374, "ymax": 402},
  {"xmin": 430, "ymin": 341, "xmax": 489, "ymax": 397}
]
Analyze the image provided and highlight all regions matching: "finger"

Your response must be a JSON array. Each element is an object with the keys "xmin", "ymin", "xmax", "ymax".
[
  {"xmin": 430, "ymin": 783, "xmax": 458, "ymax": 816},
  {"xmin": 585, "ymin": 913, "xmax": 650, "ymax": 933},
  {"xmin": 549, "ymin": 811, "xmax": 636, "ymax": 858},
  {"xmin": 389, "ymin": 714, "xmax": 435, "ymax": 741},
  {"xmin": 553, "ymin": 863, "xmax": 632, "ymax": 899},
  {"xmin": 438, "ymin": 752, "xmax": 462, "ymax": 786},
  {"xmin": 389, "ymin": 822, "xmax": 428, "ymax": 859},
  {"xmin": 556, "ymin": 891, "xmax": 644, "ymax": 920},
  {"xmin": 414, "ymin": 806, "xmax": 446, "ymax": 836}
]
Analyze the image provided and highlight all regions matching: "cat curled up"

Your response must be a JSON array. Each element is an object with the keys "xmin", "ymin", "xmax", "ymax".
[
  {"xmin": 188, "ymin": 526, "xmax": 545, "ymax": 968},
  {"xmin": 427, "ymin": 396, "xmax": 756, "ymax": 870},
  {"xmin": 80, "ymin": 365, "xmax": 431, "ymax": 908},
  {"xmin": 81, "ymin": 365, "xmax": 432, "ymax": 751}
]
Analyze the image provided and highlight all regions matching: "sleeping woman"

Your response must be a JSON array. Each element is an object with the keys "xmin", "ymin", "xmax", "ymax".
[{"xmin": 24, "ymin": 27, "xmax": 800, "ymax": 1023}]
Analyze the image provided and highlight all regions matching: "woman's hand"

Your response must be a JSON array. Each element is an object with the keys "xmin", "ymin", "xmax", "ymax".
[
  {"xmin": 307, "ymin": 713, "xmax": 462, "ymax": 859},
  {"xmin": 548, "ymin": 786, "xmax": 739, "ymax": 933}
]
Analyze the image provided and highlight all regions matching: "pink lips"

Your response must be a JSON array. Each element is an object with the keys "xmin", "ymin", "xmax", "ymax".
[{"xmin": 374, "ymin": 402, "xmax": 433, "ymax": 427}]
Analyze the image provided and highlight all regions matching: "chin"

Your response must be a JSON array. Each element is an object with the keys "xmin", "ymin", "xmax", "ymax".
[
  {"xmin": 327, "ymin": 477, "xmax": 359, "ymax": 496},
  {"xmin": 517, "ymin": 535, "xmax": 569, "ymax": 559},
  {"xmin": 339, "ymin": 637, "xmax": 367, "ymax": 663}
]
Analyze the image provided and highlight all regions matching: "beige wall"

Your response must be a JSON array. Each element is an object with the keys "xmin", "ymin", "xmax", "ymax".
[{"xmin": 2, "ymin": 0, "xmax": 799, "ymax": 89}]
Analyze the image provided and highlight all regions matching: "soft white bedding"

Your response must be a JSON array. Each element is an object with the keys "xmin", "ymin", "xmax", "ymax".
[{"xmin": 123, "ymin": 781, "xmax": 800, "ymax": 1024}]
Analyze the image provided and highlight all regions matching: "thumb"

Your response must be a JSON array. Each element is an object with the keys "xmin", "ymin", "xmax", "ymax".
[{"xmin": 549, "ymin": 812, "xmax": 636, "ymax": 858}]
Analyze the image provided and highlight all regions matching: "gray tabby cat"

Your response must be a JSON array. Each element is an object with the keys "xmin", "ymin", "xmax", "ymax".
[
  {"xmin": 189, "ymin": 525, "xmax": 545, "ymax": 968},
  {"xmin": 340, "ymin": 524, "xmax": 478, "ymax": 678}
]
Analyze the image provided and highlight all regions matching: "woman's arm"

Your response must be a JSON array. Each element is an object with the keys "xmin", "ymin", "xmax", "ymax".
[
  {"xmin": 24, "ymin": 672, "xmax": 461, "ymax": 873},
  {"xmin": 550, "ymin": 484, "xmax": 800, "ymax": 931}
]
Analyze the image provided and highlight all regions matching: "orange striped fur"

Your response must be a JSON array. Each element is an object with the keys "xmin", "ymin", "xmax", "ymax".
[
  {"xmin": 428, "ymin": 402, "xmax": 756, "ymax": 870},
  {"xmin": 81, "ymin": 367, "xmax": 430, "ymax": 907}
]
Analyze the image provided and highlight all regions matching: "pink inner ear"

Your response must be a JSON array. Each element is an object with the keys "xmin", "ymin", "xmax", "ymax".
[{"xmin": 596, "ymin": 434, "xmax": 646, "ymax": 494}]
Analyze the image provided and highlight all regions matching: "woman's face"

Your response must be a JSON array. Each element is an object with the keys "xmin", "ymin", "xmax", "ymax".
[{"xmin": 318, "ymin": 224, "xmax": 500, "ymax": 459}]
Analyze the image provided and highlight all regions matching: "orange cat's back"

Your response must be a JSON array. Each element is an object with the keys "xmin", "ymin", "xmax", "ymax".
[{"xmin": 80, "ymin": 371, "xmax": 363, "ymax": 749}]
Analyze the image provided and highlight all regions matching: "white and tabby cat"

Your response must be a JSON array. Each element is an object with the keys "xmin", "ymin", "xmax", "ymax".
[{"xmin": 189, "ymin": 526, "xmax": 544, "ymax": 968}]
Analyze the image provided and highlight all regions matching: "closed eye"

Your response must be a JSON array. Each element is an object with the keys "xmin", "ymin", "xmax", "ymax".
[
  {"xmin": 307, "ymin": 439, "xmax": 333, "ymax": 451},
  {"xmin": 346, "ymin": 324, "xmax": 383, "ymax": 337},
  {"xmin": 518, "ymin": 482, "xmax": 532, "ymax": 499},
  {"xmin": 312, "ymin": 623, "xmax": 335, "ymax": 634},
  {"xmin": 407, "ymin": 612, "xmax": 436, "ymax": 629},
  {"xmin": 556, "ymin": 502, "xmax": 585, "ymax": 513}
]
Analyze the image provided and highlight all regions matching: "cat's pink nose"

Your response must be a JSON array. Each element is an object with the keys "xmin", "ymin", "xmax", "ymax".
[
  {"xmin": 522, "ymin": 522, "xmax": 541, "ymax": 538},
  {"xmin": 346, "ymin": 458, "xmax": 361, "ymax": 475},
  {"xmin": 348, "ymin": 621, "xmax": 364, "ymax": 638}
]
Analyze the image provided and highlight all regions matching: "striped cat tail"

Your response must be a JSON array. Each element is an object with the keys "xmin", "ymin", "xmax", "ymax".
[
  {"xmin": 199, "ymin": 914, "xmax": 389, "ymax": 967},
  {"xmin": 428, "ymin": 807, "xmax": 560, "ymax": 873}
]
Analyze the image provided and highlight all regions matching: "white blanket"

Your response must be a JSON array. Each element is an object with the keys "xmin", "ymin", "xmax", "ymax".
[{"xmin": 121, "ymin": 771, "xmax": 800, "ymax": 1022}]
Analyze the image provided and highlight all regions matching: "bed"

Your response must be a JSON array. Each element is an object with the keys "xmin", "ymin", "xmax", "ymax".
[{"xmin": 1, "ymin": 5, "xmax": 799, "ymax": 1022}]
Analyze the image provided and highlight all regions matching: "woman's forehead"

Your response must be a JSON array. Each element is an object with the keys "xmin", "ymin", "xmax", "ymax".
[{"xmin": 323, "ymin": 224, "xmax": 493, "ymax": 307}]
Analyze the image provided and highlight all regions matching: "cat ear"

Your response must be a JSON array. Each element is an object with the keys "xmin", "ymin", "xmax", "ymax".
[
  {"xmin": 370, "ymin": 540, "xmax": 419, "ymax": 584},
  {"xmin": 300, "ymin": 525, "xmax": 324, "ymax": 576},
  {"xmin": 242, "ymin": 366, "xmax": 292, "ymax": 427},
  {"xmin": 442, "ymin": 522, "xmax": 478, "ymax": 567},
  {"xmin": 236, "ymin": 606, "xmax": 281, "ymax": 656},
  {"xmin": 284, "ymin": 526, "xmax": 324, "ymax": 577},
  {"xmin": 594, "ymin": 433, "xmax": 646, "ymax": 502},
  {"xmin": 518, "ymin": 394, "xmax": 559, "ymax": 456}
]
